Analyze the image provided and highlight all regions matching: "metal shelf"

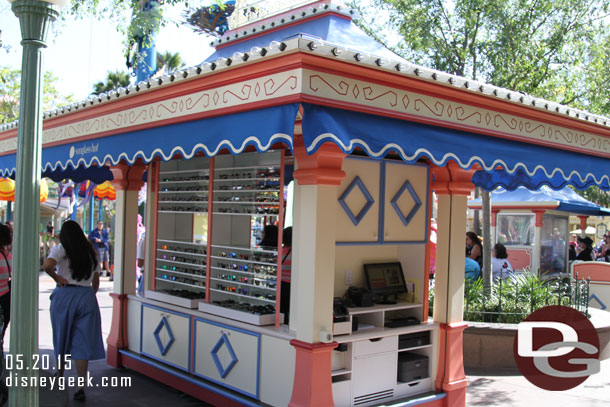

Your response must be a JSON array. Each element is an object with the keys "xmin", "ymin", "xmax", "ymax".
[
  {"xmin": 209, "ymin": 277, "xmax": 276, "ymax": 291},
  {"xmin": 215, "ymin": 177, "xmax": 280, "ymax": 182},
  {"xmin": 210, "ymin": 255, "xmax": 277, "ymax": 267},
  {"xmin": 157, "ymin": 248, "xmax": 206, "ymax": 258},
  {"xmin": 212, "ymin": 189, "xmax": 280, "ymax": 193},
  {"xmin": 209, "ymin": 266, "xmax": 277, "ymax": 280},
  {"xmin": 210, "ymin": 244, "xmax": 277, "ymax": 255},
  {"xmin": 212, "ymin": 212, "xmax": 278, "ymax": 217},
  {"xmin": 209, "ymin": 288, "xmax": 275, "ymax": 304},
  {"xmin": 212, "ymin": 201, "xmax": 280, "ymax": 205},
  {"xmin": 155, "ymin": 268, "xmax": 206, "ymax": 279},
  {"xmin": 157, "ymin": 239, "xmax": 206, "ymax": 247},
  {"xmin": 158, "ymin": 210, "xmax": 208, "ymax": 215},
  {"xmin": 156, "ymin": 258, "xmax": 206, "ymax": 268},
  {"xmin": 155, "ymin": 278, "xmax": 206, "ymax": 290},
  {"xmin": 159, "ymin": 180, "xmax": 209, "ymax": 184}
]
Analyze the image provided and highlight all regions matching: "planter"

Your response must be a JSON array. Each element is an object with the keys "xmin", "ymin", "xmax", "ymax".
[{"xmin": 463, "ymin": 308, "xmax": 610, "ymax": 372}]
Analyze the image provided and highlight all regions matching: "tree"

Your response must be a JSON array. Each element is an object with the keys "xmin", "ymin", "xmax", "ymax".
[
  {"xmin": 350, "ymin": 0, "xmax": 610, "ymax": 286},
  {"xmin": 156, "ymin": 51, "xmax": 185, "ymax": 74},
  {"xmin": 0, "ymin": 66, "xmax": 73, "ymax": 124},
  {"xmin": 92, "ymin": 70, "xmax": 132, "ymax": 95}
]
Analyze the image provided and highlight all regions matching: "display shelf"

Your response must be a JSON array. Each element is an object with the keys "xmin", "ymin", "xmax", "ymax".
[
  {"xmin": 210, "ymin": 244, "xmax": 277, "ymax": 254},
  {"xmin": 145, "ymin": 290, "xmax": 205, "ymax": 309},
  {"xmin": 158, "ymin": 190, "xmax": 208, "ymax": 194},
  {"xmin": 157, "ymin": 239, "xmax": 206, "ymax": 247},
  {"xmin": 198, "ymin": 302, "xmax": 282, "ymax": 326},
  {"xmin": 212, "ymin": 201, "xmax": 280, "ymax": 205},
  {"xmin": 213, "ymin": 165, "xmax": 280, "ymax": 172},
  {"xmin": 209, "ymin": 277, "xmax": 276, "ymax": 291},
  {"xmin": 210, "ymin": 255, "xmax": 277, "ymax": 267},
  {"xmin": 215, "ymin": 177, "xmax": 280, "ymax": 182},
  {"xmin": 158, "ymin": 200, "xmax": 209, "ymax": 203},
  {"xmin": 159, "ymin": 180, "xmax": 209, "ymax": 184},
  {"xmin": 156, "ymin": 278, "xmax": 206, "ymax": 289},
  {"xmin": 158, "ymin": 210, "xmax": 208, "ymax": 215},
  {"xmin": 155, "ymin": 268, "xmax": 206, "ymax": 279},
  {"xmin": 209, "ymin": 288, "xmax": 275, "ymax": 304},
  {"xmin": 212, "ymin": 212, "xmax": 278, "ymax": 217},
  {"xmin": 212, "ymin": 189, "xmax": 281, "ymax": 193},
  {"xmin": 157, "ymin": 248, "xmax": 206, "ymax": 258},
  {"xmin": 209, "ymin": 266, "xmax": 276, "ymax": 280},
  {"xmin": 159, "ymin": 168, "xmax": 210, "ymax": 175},
  {"xmin": 157, "ymin": 258, "xmax": 206, "ymax": 268}
]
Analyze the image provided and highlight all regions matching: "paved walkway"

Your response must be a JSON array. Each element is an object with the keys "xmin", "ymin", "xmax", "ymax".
[{"xmin": 2, "ymin": 274, "xmax": 609, "ymax": 406}]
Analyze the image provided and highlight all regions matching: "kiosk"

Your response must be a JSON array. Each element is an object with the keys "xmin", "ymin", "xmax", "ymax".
[{"xmin": 1, "ymin": 1, "xmax": 610, "ymax": 406}]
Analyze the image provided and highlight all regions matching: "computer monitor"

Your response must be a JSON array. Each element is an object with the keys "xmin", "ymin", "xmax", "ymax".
[{"xmin": 363, "ymin": 262, "xmax": 408, "ymax": 304}]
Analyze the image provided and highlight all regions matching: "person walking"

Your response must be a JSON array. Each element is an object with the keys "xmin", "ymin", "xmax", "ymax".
[
  {"xmin": 0, "ymin": 224, "xmax": 11, "ymax": 350},
  {"xmin": 89, "ymin": 220, "xmax": 111, "ymax": 281},
  {"xmin": 42, "ymin": 220, "xmax": 106, "ymax": 401}
]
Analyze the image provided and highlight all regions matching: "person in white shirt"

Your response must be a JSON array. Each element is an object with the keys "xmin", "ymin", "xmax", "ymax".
[
  {"xmin": 492, "ymin": 243, "xmax": 514, "ymax": 282},
  {"xmin": 42, "ymin": 220, "xmax": 105, "ymax": 402}
]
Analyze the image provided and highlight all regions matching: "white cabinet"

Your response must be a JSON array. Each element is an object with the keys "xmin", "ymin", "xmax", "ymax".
[
  {"xmin": 336, "ymin": 158, "xmax": 429, "ymax": 245},
  {"xmin": 193, "ymin": 318, "xmax": 261, "ymax": 399},
  {"xmin": 141, "ymin": 304, "xmax": 191, "ymax": 371}
]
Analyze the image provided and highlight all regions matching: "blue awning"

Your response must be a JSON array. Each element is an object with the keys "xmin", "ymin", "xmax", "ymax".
[
  {"xmin": 469, "ymin": 186, "xmax": 610, "ymax": 216},
  {"xmin": 301, "ymin": 103, "xmax": 610, "ymax": 191},
  {"xmin": 0, "ymin": 104, "xmax": 299, "ymax": 179}
]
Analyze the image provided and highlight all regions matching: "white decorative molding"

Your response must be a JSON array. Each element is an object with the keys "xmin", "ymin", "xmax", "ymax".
[
  {"xmin": 0, "ymin": 70, "xmax": 302, "ymax": 153},
  {"xmin": 302, "ymin": 69, "xmax": 610, "ymax": 156}
]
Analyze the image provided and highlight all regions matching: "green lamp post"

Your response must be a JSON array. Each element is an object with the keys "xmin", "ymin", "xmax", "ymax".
[{"xmin": 8, "ymin": 0, "xmax": 66, "ymax": 405}]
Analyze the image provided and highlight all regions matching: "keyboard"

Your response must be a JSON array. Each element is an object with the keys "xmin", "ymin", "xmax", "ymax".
[{"xmin": 384, "ymin": 317, "xmax": 419, "ymax": 328}]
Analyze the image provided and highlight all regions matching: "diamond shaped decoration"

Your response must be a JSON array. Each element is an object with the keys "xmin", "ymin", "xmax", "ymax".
[
  {"xmin": 338, "ymin": 176, "xmax": 375, "ymax": 226},
  {"xmin": 391, "ymin": 180, "xmax": 422, "ymax": 227},
  {"xmin": 589, "ymin": 294, "xmax": 607, "ymax": 310},
  {"xmin": 211, "ymin": 333, "xmax": 238, "ymax": 379},
  {"xmin": 153, "ymin": 316, "xmax": 175, "ymax": 356}
]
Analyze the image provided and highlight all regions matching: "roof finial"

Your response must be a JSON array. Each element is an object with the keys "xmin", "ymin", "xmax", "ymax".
[{"xmin": 228, "ymin": 0, "xmax": 320, "ymax": 29}]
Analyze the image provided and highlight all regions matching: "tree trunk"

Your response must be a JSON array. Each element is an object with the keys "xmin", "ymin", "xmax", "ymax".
[{"xmin": 481, "ymin": 191, "xmax": 492, "ymax": 295}]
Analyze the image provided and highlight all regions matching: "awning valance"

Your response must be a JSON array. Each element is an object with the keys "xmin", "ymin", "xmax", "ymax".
[
  {"xmin": 301, "ymin": 103, "xmax": 610, "ymax": 191},
  {"xmin": 0, "ymin": 104, "xmax": 299, "ymax": 179}
]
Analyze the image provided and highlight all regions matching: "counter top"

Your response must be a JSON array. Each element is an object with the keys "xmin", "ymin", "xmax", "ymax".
[{"xmin": 334, "ymin": 321, "xmax": 437, "ymax": 343}]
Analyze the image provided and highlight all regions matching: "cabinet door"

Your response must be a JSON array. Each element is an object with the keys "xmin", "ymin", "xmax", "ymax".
[
  {"xmin": 141, "ymin": 305, "xmax": 191, "ymax": 371},
  {"xmin": 382, "ymin": 162, "xmax": 429, "ymax": 243},
  {"xmin": 352, "ymin": 353, "xmax": 396, "ymax": 399},
  {"xmin": 336, "ymin": 158, "xmax": 381, "ymax": 244},
  {"xmin": 194, "ymin": 319, "xmax": 261, "ymax": 399}
]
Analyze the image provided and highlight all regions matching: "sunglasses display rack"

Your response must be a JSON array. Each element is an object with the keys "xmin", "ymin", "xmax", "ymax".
[
  {"xmin": 198, "ymin": 151, "xmax": 285, "ymax": 325},
  {"xmin": 148, "ymin": 151, "xmax": 285, "ymax": 324}
]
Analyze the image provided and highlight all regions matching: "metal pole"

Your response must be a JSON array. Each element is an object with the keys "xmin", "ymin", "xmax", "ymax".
[
  {"xmin": 88, "ymin": 194, "xmax": 94, "ymax": 233},
  {"xmin": 10, "ymin": 1, "xmax": 59, "ymax": 406}
]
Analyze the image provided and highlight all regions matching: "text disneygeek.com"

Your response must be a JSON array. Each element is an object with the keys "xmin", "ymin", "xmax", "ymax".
[{"xmin": 5, "ymin": 373, "xmax": 131, "ymax": 391}]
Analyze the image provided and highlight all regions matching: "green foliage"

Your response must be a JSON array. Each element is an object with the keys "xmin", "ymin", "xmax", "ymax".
[
  {"xmin": 0, "ymin": 66, "xmax": 73, "ymax": 124},
  {"xmin": 92, "ymin": 70, "xmax": 132, "ymax": 95},
  {"xmin": 572, "ymin": 186, "xmax": 610, "ymax": 208},
  {"xmin": 350, "ymin": 0, "xmax": 610, "ymax": 105},
  {"xmin": 464, "ymin": 273, "xmax": 570, "ymax": 323},
  {"xmin": 156, "ymin": 51, "xmax": 186, "ymax": 74}
]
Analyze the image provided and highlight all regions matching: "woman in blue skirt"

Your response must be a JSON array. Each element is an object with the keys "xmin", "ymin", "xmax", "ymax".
[{"xmin": 42, "ymin": 220, "xmax": 106, "ymax": 402}]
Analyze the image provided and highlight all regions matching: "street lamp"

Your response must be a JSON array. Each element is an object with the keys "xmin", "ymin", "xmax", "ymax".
[{"xmin": 8, "ymin": 0, "xmax": 66, "ymax": 405}]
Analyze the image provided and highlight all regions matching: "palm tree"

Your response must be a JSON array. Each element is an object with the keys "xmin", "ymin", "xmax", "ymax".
[
  {"xmin": 92, "ymin": 71, "xmax": 132, "ymax": 95},
  {"xmin": 156, "ymin": 51, "xmax": 185, "ymax": 74}
]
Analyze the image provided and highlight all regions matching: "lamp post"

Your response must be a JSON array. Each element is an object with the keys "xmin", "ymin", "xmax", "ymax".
[{"xmin": 8, "ymin": 0, "xmax": 65, "ymax": 405}]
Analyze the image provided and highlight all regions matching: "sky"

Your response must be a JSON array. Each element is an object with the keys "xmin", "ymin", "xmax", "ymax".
[{"xmin": 0, "ymin": 1, "xmax": 217, "ymax": 101}]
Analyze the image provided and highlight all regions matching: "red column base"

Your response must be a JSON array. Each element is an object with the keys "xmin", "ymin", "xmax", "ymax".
[
  {"xmin": 436, "ymin": 322, "xmax": 468, "ymax": 407},
  {"xmin": 107, "ymin": 293, "xmax": 129, "ymax": 368},
  {"xmin": 289, "ymin": 339, "xmax": 337, "ymax": 407}
]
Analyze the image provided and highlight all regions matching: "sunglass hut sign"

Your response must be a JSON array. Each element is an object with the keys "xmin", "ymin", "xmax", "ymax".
[{"xmin": 69, "ymin": 143, "xmax": 99, "ymax": 159}]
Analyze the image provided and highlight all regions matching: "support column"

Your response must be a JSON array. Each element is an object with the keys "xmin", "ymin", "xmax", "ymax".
[
  {"xmin": 578, "ymin": 216, "xmax": 588, "ymax": 238},
  {"xmin": 491, "ymin": 209, "xmax": 499, "ymax": 245},
  {"xmin": 532, "ymin": 211, "xmax": 544, "ymax": 274},
  {"xmin": 88, "ymin": 194, "xmax": 95, "ymax": 233},
  {"xmin": 106, "ymin": 161, "xmax": 146, "ymax": 367},
  {"xmin": 289, "ymin": 136, "xmax": 345, "ymax": 407},
  {"xmin": 431, "ymin": 162, "xmax": 475, "ymax": 407}
]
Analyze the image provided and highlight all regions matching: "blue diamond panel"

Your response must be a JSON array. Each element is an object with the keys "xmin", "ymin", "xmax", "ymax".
[
  {"xmin": 338, "ymin": 176, "xmax": 375, "ymax": 226},
  {"xmin": 589, "ymin": 294, "xmax": 607, "ymax": 310},
  {"xmin": 211, "ymin": 333, "xmax": 238, "ymax": 379},
  {"xmin": 391, "ymin": 180, "xmax": 422, "ymax": 227},
  {"xmin": 153, "ymin": 316, "xmax": 175, "ymax": 356}
]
